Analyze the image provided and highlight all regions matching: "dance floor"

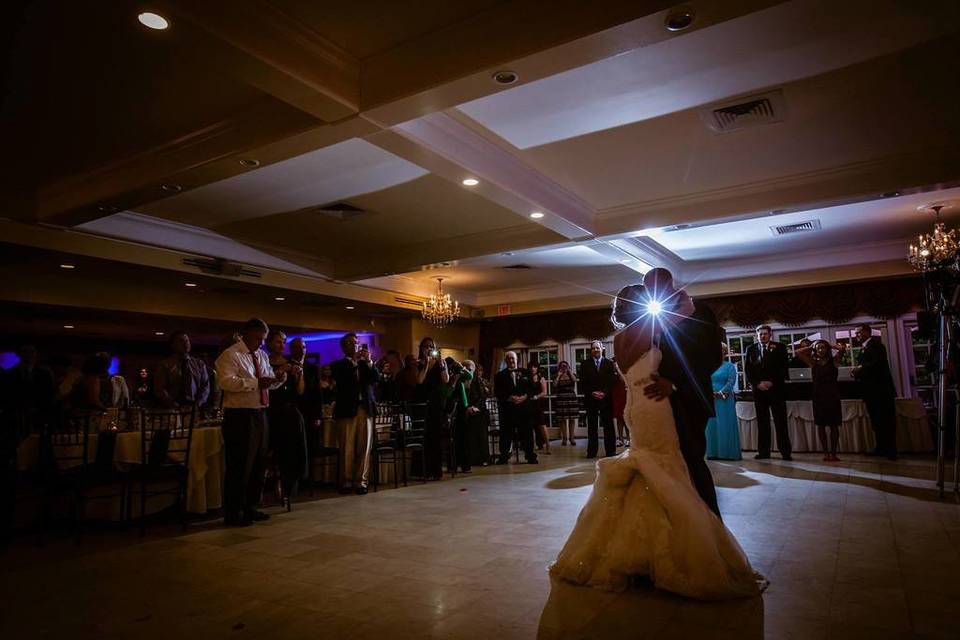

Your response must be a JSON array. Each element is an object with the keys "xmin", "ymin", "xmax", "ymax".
[{"xmin": 2, "ymin": 447, "xmax": 959, "ymax": 639}]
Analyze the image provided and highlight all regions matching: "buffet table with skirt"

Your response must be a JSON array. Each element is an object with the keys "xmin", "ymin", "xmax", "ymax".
[{"xmin": 735, "ymin": 398, "xmax": 931, "ymax": 453}]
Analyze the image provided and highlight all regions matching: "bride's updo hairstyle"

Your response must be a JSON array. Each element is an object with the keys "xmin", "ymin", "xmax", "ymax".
[{"xmin": 611, "ymin": 284, "xmax": 648, "ymax": 330}]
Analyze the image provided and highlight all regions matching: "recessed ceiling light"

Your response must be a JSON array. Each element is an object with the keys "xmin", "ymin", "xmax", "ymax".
[
  {"xmin": 664, "ymin": 9, "xmax": 694, "ymax": 32},
  {"xmin": 63, "ymin": 325, "xmax": 74, "ymax": 329},
  {"xmin": 185, "ymin": 282, "xmax": 197, "ymax": 288},
  {"xmin": 274, "ymin": 296, "xmax": 285, "ymax": 301},
  {"xmin": 239, "ymin": 158, "xmax": 260, "ymax": 167},
  {"xmin": 60, "ymin": 264, "xmax": 75, "ymax": 269},
  {"xmin": 530, "ymin": 211, "xmax": 545, "ymax": 219},
  {"xmin": 346, "ymin": 306, "xmax": 355, "ymax": 310},
  {"xmin": 154, "ymin": 331, "xmax": 165, "ymax": 336},
  {"xmin": 492, "ymin": 70, "xmax": 519, "ymax": 85},
  {"xmin": 462, "ymin": 178, "xmax": 479, "ymax": 186},
  {"xmin": 138, "ymin": 12, "xmax": 169, "ymax": 30},
  {"xmin": 161, "ymin": 183, "xmax": 182, "ymax": 193}
]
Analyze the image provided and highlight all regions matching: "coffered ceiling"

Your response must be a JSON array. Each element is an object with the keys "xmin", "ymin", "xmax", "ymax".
[{"xmin": 2, "ymin": 0, "xmax": 958, "ymax": 321}]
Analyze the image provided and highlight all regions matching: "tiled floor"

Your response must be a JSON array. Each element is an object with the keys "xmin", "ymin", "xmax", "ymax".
[{"xmin": 3, "ymin": 446, "xmax": 960, "ymax": 639}]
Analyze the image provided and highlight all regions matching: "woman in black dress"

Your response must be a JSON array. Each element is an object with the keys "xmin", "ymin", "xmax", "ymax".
[
  {"xmin": 797, "ymin": 339, "xmax": 846, "ymax": 461},
  {"xmin": 528, "ymin": 362, "xmax": 550, "ymax": 454},
  {"xmin": 416, "ymin": 337, "xmax": 449, "ymax": 479}
]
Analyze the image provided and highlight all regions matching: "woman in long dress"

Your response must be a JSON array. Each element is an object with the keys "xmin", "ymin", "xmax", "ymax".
[
  {"xmin": 550, "ymin": 284, "xmax": 765, "ymax": 599},
  {"xmin": 705, "ymin": 344, "xmax": 742, "ymax": 460}
]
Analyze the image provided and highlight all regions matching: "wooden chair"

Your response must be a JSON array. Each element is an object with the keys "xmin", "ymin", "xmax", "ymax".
[
  {"xmin": 371, "ymin": 403, "xmax": 402, "ymax": 492},
  {"xmin": 400, "ymin": 402, "xmax": 428, "ymax": 485},
  {"xmin": 130, "ymin": 407, "xmax": 196, "ymax": 535}
]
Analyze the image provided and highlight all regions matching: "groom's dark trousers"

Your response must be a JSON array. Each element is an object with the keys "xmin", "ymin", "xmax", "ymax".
[{"xmin": 658, "ymin": 303, "xmax": 724, "ymax": 519}]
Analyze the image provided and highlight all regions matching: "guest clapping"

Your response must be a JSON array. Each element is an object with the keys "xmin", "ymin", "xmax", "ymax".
[{"xmin": 266, "ymin": 330, "xmax": 308, "ymax": 503}]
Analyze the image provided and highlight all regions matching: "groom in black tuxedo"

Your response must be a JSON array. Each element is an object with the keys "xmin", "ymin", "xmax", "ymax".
[{"xmin": 641, "ymin": 268, "xmax": 724, "ymax": 518}]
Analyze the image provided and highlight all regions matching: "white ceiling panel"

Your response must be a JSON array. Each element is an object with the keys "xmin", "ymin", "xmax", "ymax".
[
  {"xmin": 457, "ymin": 0, "xmax": 954, "ymax": 149},
  {"xmin": 136, "ymin": 138, "xmax": 429, "ymax": 227},
  {"xmin": 644, "ymin": 188, "xmax": 960, "ymax": 261}
]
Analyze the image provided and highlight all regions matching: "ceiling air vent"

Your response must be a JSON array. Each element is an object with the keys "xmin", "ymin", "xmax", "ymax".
[
  {"xmin": 770, "ymin": 219, "xmax": 821, "ymax": 236},
  {"xmin": 313, "ymin": 202, "xmax": 370, "ymax": 221},
  {"xmin": 181, "ymin": 257, "xmax": 261, "ymax": 278},
  {"xmin": 502, "ymin": 264, "xmax": 533, "ymax": 270},
  {"xmin": 700, "ymin": 90, "xmax": 785, "ymax": 133},
  {"xmin": 393, "ymin": 296, "xmax": 422, "ymax": 307}
]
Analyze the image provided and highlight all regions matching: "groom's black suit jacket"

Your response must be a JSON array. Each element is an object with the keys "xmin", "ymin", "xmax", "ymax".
[{"xmin": 658, "ymin": 302, "xmax": 723, "ymax": 429}]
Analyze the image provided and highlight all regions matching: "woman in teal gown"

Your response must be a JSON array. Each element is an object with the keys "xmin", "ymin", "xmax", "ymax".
[{"xmin": 706, "ymin": 343, "xmax": 742, "ymax": 460}]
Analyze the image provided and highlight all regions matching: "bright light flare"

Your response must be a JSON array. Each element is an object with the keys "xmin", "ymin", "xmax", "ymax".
[{"xmin": 646, "ymin": 299, "xmax": 664, "ymax": 316}]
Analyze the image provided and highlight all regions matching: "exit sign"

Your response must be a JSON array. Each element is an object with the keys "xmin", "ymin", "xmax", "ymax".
[{"xmin": 497, "ymin": 305, "xmax": 512, "ymax": 316}]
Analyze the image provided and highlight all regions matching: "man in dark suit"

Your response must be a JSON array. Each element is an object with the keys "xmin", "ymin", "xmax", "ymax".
[
  {"xmin": 580, "ymin": 340, "xmax": 618, "ymax": 458},
  {"xmin": 852, "ymin": 323, "xmax": 898, "ymax": 460},
  {"xmin": 494, "ymin": 351, "xmax": 537, "ymax": 464},
  {"xmin": 330, "ymin": 333, "xmax": 378, "ymax": 494},
  {"xmin": 745, "ymin": 325, "xmax": 792, "ymax": 461},
  {"xmin": 641, "ymin": 269, "xmax": 725, "ymax": 517}
]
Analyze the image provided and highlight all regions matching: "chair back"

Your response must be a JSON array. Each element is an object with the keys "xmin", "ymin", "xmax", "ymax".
[
  {"xmin": 44, "ymin": 413, "xmax": 95, "ymax": 475},
  {"xmin": 373, "ymin": 402, "xmax": 402, "ymax": 449},
  {"xmin": 139, "ymin": 407, "xmax": 196, "ymax": 469},
  {"xmin": 402, "ymin": 402, "xmax": 428, "ymax": 448},
  {"xmin": 486, "ymin": 397, "xmax": 500, "ymax": 430}
]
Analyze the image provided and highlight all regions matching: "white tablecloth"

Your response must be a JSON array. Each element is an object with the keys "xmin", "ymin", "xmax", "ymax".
[
  {"xmin": 735, "ymin": 398, "xmax": 931, "ymax": 453},
  {"xmin": 17, "ymin": 425, "xmax": 224, "ymax": 514}
]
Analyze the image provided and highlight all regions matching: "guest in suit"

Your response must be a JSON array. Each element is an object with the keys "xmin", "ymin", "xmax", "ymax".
[
  {"xmin": 494, "ymin": 351, "xmax": 537, "ymax": 464},
  {"xmin": 852, "ymin": 323, "xmax": 898, "ymax": 460},
  {"xmin": 579, "ymin": 340, "xmax": 618, "ymax": 458},
  {"xmin": 796, "ymin": 339, "xmax": 845, "ymax": 461},
  {"xmin": 744, "ymin": 325, "xmax": 792, "ymax": 460},
  {"xmin": 706, "ymin": 343, "xmax": 742, "ymax": 461},
  {"xmin": 330, "ymin": 333, "xmax": 378, "ymax": 494},
  {"xmin": 153, "ymin": 331, "xmax": 210, "ymax": 409},
  {"xmin": 640, "ymin": 269, "xmax": 725, "ymax": 517}
]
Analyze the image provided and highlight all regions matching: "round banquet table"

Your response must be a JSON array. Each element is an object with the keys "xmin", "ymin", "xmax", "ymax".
[
  {"xmin": 735, "ymin": 397, "xmax": 931, "ymax": 453},
  {"xmin": 16, "ymin": 424, "xmax": 224, "ymax": 516}
]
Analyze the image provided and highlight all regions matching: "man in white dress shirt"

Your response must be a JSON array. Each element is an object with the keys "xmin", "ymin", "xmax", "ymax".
[{"xmin": 215, "ymin": 318, "xmax": 287, "ymax": 526}]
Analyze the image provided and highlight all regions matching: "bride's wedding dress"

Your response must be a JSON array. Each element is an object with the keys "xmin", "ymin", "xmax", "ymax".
[{"xmin": 550, "ymin": 347, "xmax": 764, "ymax": 599}]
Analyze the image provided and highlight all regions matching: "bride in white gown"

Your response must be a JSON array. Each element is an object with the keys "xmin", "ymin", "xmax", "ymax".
[{"xmin": 550, "ymin": 284, "xmax": 765, "ymax": 599}]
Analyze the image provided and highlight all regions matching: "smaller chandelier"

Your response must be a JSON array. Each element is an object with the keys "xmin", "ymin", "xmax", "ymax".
[
  {"xmin": 909, "ymin": 205, "xmax": 959, "ymax": 273},
  {"xmin": 422, "ymin": 277, "xmax": 460, "ymax": 327}
]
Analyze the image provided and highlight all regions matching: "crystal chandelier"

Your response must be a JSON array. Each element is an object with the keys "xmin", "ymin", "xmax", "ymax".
[
  {"xmin": 422, "ymin": 277, "xmax": 460, "ymax": 327},
  {"xmin": 909, "ymin": 205, "xmax": 959, "ymax": 273}
]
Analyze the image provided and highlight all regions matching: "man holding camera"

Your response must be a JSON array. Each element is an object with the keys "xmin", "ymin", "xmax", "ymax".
[{"xmin": 330, "ymin": 333, "xmax": 378, "ymax": 494}]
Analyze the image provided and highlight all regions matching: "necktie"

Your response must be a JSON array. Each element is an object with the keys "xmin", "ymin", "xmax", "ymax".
[
  {"xmin": 510, "ymin": 369, "xmax": 516, "ymax": 386},
  {"xmin": 254, "ymin": 353, "xmax": 270, "ymax": 407}
]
